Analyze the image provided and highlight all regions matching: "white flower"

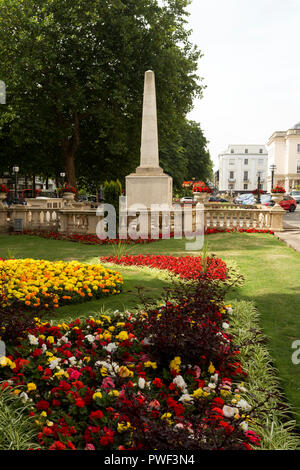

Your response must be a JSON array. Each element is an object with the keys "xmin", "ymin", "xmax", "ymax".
[
  {"xmin": 226, "ymin": 307, "xmax": 233, "ymax": 314},
  {"xmin": 237, "ymin": 399, "xmax": 252, "ymax": 411},
  {"xmin": 222, "ymin": 322, "xmax": 230, "ymax": 330},
  {"xmin": 20, "ymin": 392, "xmax": 29, "ymax": 402},
  {"xmin": 57, "ymin": 336, "xmax": 69, "ymax": 346},
  {"xmin": 143, "ymin": 337, "xmax": 152, "ymax": 346},
  {"xmin": 104, "ymin": 343, "xmax": 118, "ymax": 353},
  {"xmin": 28, "ymin": 334, "xmax": 38, "ymax": 346},
  {"xmin": 240, "ymin": 421, "xmax": 248, "ymax": 431},
  {"xmin": 178, "ymin": 394, "xmax": 194, "ymax": 404},
  {"xmin": 210, "ymin": 373, "xmax": 219, "ymax": 384},
  {"xmin": 85, "ymin": 334, "xmax": 95, "ymax": 344},
  {"xmin": 68, "ymin": 356, "xmax": 77, "ymax": 366},
  {"xmin": 173, "ymin": 375, "xmax": 187, "ymax": 392},
  {"xmin": 49, "ymin": 358, "xmax": 61, "ymax": 370},
  {"xmin": 208, "ymin": 383, "xmax": 217, "ymax": 389},
  {"xmin": 222, "ymin": 405, "xmax": 238, "ymax": 418},
  {"xmin": 138, "ymin": 377, "xmax": 146, "ymax": 389},
  {"xmin": 42, "ymin": 344, "xmax": 47, "ymax": 353},
  {"xmin": 95, "ymin": 361, "xmax": 119, "ymax": 376}
]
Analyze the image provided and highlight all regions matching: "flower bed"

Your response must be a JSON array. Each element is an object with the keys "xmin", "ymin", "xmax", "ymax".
[
  {"xmin": 0, "ymin": 259, "xmax": 123, "ymax": 310},
  {"xmin": 0, "ymin": 275, "xmax": 262, "ymax": 450},
  {"xmin": 100, "ymin": 254, "xmax": 227, "ymax": 281},
  {"xmin": 205, "ymin": 228, "xmax": 274, "ymax": 235},
  {"xmin": 11, "ymin": 231, "xmax": 164, "ymax": 245},
  {"xmin": 10, "ymin": 228, "xmax": 274, "ymax": 247}
]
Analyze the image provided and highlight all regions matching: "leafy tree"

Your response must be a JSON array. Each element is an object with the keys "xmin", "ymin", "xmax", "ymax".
[
  {"xmin": 0, "ymin": 0, "xmax": 202, "ymax": 187},
  {"xmin": 181, "ymin": 120, "xmax": 213, "ymax": 183}
]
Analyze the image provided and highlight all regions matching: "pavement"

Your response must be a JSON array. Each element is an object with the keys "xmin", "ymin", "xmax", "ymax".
[{"xmin": 276, "ymin": 204, "xmax": 300, "ymax": 254}]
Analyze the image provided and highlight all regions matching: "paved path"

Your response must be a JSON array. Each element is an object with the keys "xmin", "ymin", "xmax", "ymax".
[
  {"xmin": 275, "ymin": 205, "xmax": 300, "ymax": 253},
  {"xmin": 275, "ymin": 230, "xmax": 300, "ymax": 254},
  {"xmin": 283, "ymin": 204, "xmax": 300, "ymax": 230}
]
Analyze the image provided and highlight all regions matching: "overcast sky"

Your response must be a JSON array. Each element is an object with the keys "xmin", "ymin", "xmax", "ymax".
[{"xmin": 186, "ymin": 0, "xmax": 300, "ymax": 169}]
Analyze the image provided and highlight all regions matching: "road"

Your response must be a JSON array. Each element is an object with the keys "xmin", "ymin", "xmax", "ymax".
[{"xmin": 283, "ymin": 204, "xmax": 300, "ymax": 229}]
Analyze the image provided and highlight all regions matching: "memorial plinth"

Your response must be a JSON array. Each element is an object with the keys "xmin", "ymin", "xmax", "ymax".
[{"xmin": 126, "ymin": 70, "xmax": 173, "ymax": 208}]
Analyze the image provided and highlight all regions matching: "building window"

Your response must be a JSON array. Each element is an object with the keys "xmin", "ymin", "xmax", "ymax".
[
  {"xmin": 244, "ymin": 171, "xmax": 248, "ymax": 181},
  {"xmin": 231, "ymin": 149, "xmax": 234, "ymax": 154},
  {"xmin": 229, "ymin": 183, "xmax": 235, "ymax": 190},
  {"xmin": 244, "ymin": 158, "xmax": 248, "ymax": 165},
  {"xmin": 245, "ymin": 149, "xmax": 248, "ymax": 154},
  {"xmin": 297, "ymin": 161, "xmax": 300, "ymax": 174},
  {"xmin": 229, "ymin": 171, "xmax": 234, "ymax": 180},
  {"xmin": 244, "ymin": 184, "xmax": 248, "ymax": 190},
  {"xmin": 229, "ymin": 159, "xmax": 235, "ymax": 165},
  {"xmin": 297, "ymin": 144, "xmax": 300, "ymax": 153},
  {"xmin": 259, "ymin": 149, "xmax": 263, "ymax": 154}
]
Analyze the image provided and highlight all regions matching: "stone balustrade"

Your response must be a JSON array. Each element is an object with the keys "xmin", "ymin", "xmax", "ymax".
[{"xmin": 0, "ymin": 203, "xmax": 284, "ymax": 236}]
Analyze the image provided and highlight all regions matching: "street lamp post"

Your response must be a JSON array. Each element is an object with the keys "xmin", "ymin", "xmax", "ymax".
[
  {"xmin": 257, "ymin": 172, "xmax": 261, "ymax": 204},
  {"xmin": 60, "ymin": 172, "xmax": 66, "ymax": 188},
  {"xmin": 12, "ymin": 166, "xmax": 19, "ymax": 201},
  {"xmin": 270, "ymin": 164, "xmax": 276, "ymax": 190}
]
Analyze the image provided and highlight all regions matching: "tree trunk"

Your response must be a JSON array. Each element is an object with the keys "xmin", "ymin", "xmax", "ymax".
[
  {"xmin": 32, "ymin": 174, "xmax": 36, "ymax": 197},
  {"xmin": 63, "ymin": 148, "xmax": 77, "ymax": 187},
  {"xmin": 57, "ymin": 110, "xmax": 80, "ymax": 188}
]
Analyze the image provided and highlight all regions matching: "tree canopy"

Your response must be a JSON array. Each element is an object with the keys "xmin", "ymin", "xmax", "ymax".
[{"xmin": 0, "ymin": 0, "xmax": 212, "ymax": 188}]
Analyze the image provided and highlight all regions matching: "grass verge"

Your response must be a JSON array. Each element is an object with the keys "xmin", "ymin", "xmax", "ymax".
[
  {"xmin": 230, "ymin": 300, "xmax": 300, "ymax": 450},
  {"xmin": 0, "ymin": 387, "xmax": 39, "ymax": 450}
]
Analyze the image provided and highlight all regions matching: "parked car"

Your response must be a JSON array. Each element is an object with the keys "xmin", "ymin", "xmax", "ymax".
[
  {"xmin": 234, "ymin": 193, "xmax": 256, "ymax": 205},
  {"xmin": 262, "ymin": 195, "xmax": 297, "ymax": 212},
  {"xmin": 180, "ymin": 196, "xmax": 195, "ymax": 204},
  {"xmin": 209, "ymin": 196, "xmax": 229, "ymax": 203},
  {"xmin": 290, "ymin": 190, "xmax": 300, "ymax": 203}
]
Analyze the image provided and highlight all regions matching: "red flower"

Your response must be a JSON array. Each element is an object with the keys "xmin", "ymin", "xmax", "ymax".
[
  {"xmin": 152, "ymin": 378, "xmax": 164, "ymax": 388},
  {"xmin": 99, "ymin": 428, "xmax": 115, "ymax": 446},
  {"xmin": 89, "ymin": 410, "xmax": 104, "ymax": 421},
  {"xmin": 49, "ymin": 441, "xmax": 67, "ymax": 450},
  {"xmin": 75, "ymin": 397, "xmax": 85, "ymax": 408},
  {"xmin": 36, "ymin": 400, "xmax": 50, "ymax": 411}
]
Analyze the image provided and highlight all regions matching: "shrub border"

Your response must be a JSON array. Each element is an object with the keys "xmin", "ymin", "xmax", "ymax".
[{"xmin": 230, "ymin": 300, "xmax": 300, "ymax": 450}]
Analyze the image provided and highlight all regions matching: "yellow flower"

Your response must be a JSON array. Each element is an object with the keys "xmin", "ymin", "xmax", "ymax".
[
  {"xmin": 47, "ymin": 336, "xmax": 55, "ymax": 344},
  {"xmin": 116, "ymin": 331, "xmax": 129, "ymax": 341},
  {"xmin": 117, "ymin": 422, "xmax": 131, "ymax": 433},
  {"xmin": 100, "ymin": 367, "xmax": 108, "ymax": 377},
  {"xmin": 193, "ymin": 388, "xmax": 203, "ymax": 398},
  {"xmin": 170, "ymin": 356, "xmax": 181, "ymax": 373},
  {"xmin": 161, "ymin": 413, "xmax": 172, "ymax": 420},
  {"xmin": 92, "ymin": 392, "xmax": 103, "ymax": 400},
  {"xmin": 208, "ymin": 362, "xmax": 215, "ymax": 374},
  {"xmin": 118, "ymin": 366, "xmax": 133, "ymax": 378},
  {"xmin": 144, "ymin": 361, "xmax": 157, "ymax": 369},
  {"xmin": 27, "ymin": 382, "xmax": 37, "ymax": 392}
]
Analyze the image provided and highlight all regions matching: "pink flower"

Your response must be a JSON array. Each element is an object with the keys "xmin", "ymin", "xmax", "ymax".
[
  {"xmin": 85, "ymin": 443, "xmax": 95, "ymax": 450},
  {"xmin": 148, "ymin": 400, "xmax": 161, "ymax": 410},
  {"xmin": 101, "ymin": 377, "xmax": 115, "ymax": 390},
  {"xmin": 67, "ymin": 368, "xmax": 82, "ymax": 380},
  {"xmin": 193, "ymin": 365, "xmax": 201, "ymax": 378}
]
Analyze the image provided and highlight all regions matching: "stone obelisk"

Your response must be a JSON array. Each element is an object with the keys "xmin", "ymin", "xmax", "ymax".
[{"xmin": 126, "ymin": 70, "xmax": 173, "ymax": 207}]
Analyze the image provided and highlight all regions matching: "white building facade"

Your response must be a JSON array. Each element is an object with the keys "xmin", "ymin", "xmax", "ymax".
[
  {"xmin": 218, "ymin": 144, "xmax": 268, "ymax": 193},
  {"xmin": 267, "ymin": 122, "xmax": 300, "ymax": 192}
]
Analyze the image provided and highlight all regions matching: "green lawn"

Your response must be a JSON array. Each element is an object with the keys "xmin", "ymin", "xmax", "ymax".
[{"xmin": 1, "ymin": 232, "xmax": 300, "ymax": 425}]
